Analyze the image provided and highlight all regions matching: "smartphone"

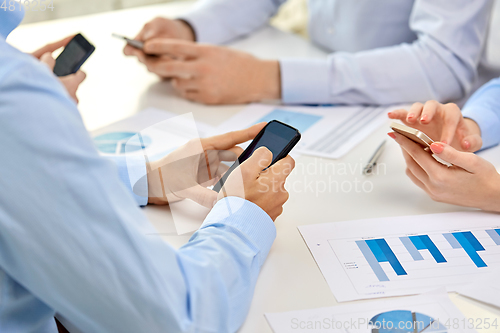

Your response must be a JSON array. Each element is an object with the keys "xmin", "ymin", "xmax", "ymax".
[
  {"xmin": 390, "ymin": 122, "xmax": 433, "ymax": 149},
  {"xmin": 112, "ymin": 33, "xmax": 144, "ymax": 50},
  {"xmin": 53, "ymin": 33, "xmax": 95, "ymax": 77},
  {"xmin": 390, "ymin": 122, "xmax": 452, "ymax": 166},
  {"xmin": 213, "ymin": 120, "xmax": 301, "ymax": 193}
]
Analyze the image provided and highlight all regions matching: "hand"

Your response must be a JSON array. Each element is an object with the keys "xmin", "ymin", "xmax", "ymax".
[
  {"xmin": 218, "ymin": 147, "xmax": 295, "ymax": 221},
  {"xmin": 390, "ymin": 132, "xmax": 500, "ymax": 212},
  {"xmin": 123, "ymin": 17, "xmax": 195, "ymax": 58},
  {"xmin": 39, "ymin": 53, "xmax": 86, "ymax": 103},
  {"xmin": 135, "ymin": 39, "xmax": 281, "ymax": 105},
  {"xmin": 31, "ymin": 35, "xmax": 74, "ymax": 59},
  {"xmin": 32, "ymin": 35, "xmax": 86, "ymax": 103},
  {"xmin": 388, "ymin": 101, "xmax": 482, "ymax": 152},
  {"xmin": 146, "ymin": 123, "xmax": 266, "ymax": 207}
]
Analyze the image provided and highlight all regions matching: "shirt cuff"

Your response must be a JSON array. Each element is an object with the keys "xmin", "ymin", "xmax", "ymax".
[
  {"xmin": 179, "ymin": 10, "xmax": 228, "ymax": 44},
  {"xmin": 280, "ymin": 58, "xmax": 331, "ymax": 104},
  {"xmin": 200, "ymin": 196, "xmax": 276, "ymax": 265},
  {"xmin": 462, "ymin": 107, "xmax": 500, "ymax": 150},
  {"xmin": 108, "ymin": 155, "xmax": 148, "ymax": 207}
]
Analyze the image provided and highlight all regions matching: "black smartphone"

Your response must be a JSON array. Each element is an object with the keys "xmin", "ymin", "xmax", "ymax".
[
  {"xmin": 53, "ymin": 33, "xmax": 95, "ymax": 77},
  {"xmin": 213, "ymin": 120, "xmax": 301, "ymax": 193}
]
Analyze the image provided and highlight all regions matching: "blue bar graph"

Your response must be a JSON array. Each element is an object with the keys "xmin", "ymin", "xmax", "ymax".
[
  {"xmin": 443, "ymin": 233, "xmax": 461, "ymax": 249},
  {"xmin": 399, "ymin": 237, "xmax": 424, "ymax": 261},
  {"xmin": 444, "ymin": 232, "xmax": 487, "ymax": 268},
  {"xmin": 486, "ymin": 229, "xmax": 500, "ymax": 245},
  {"xmin": 356, "ymin": 241, "xmax": 389, "ymax": 282},
  {"xmin": 409, "ymin": 235, "xmax": 447, "ymax": 263},
  {"xmin": 357, "ymin": 239, "xmax": 407, "ymax": 280}
]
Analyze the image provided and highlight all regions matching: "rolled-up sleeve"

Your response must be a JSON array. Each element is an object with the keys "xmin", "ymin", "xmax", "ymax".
[{"xmin": 462, "ymin": 78, "xmax": 500, "ymax": 150}]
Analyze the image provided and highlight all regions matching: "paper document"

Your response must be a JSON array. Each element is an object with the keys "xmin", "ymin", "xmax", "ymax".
[
  {"xmin": 91, "ymin": 108, "xmax": 214, "ymax": 235},
  {"xmin": 299, "ymin": 211, "xmax": 500, "ymax": 302},
  {"xmin": 456, "ymin": 274, "xmax": 500, "ymax": 308},
  {"xmin": 265, "ymin": 291, "xmax": 473, "ymax": 333},
  {"xmin": 214, "ymin": 104, "xmax": 405, "ymax": 159}
]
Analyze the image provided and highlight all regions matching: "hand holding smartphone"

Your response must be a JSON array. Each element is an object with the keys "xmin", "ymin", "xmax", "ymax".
[
  {"xmin": 213, "ymin": 120, "xmax": 301, "ymax": 193},
  {"xmin": 53, "ymin": 33, "xmax": 95, "ymax": 77},
  {"xmin": 390, "ymin": 122, "xmax": 452, "ymax": 166}
]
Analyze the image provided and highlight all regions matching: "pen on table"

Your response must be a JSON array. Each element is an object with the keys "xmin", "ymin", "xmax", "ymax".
[{"xmin": 363, "ymin": 140, "xmax": 386, "ymax": 176}]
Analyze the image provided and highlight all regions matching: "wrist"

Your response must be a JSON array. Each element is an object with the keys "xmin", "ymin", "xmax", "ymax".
[
  {"xmin": 175, "ymin": 19, "xmax": 196, "ymax": 41},
  {"xmin": 464, "ymin": 118, "xmax": 482, "ymax": 137},
  {"xmin": 254, "ymin": 60, "xmax": 281, "ymax": 101}
]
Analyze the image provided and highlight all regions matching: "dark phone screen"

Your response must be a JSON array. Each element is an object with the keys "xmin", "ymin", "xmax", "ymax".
[
  {"xmin": 213, "ymin": 121, "xmax": 299, "ymax": 192},
  {"xmin": 239, "ymin": 122, "xmax": 298, "ymax": 163},
  {"xmin": 53, "ymin": 38, "xmax": 88, "ymax": 76}
]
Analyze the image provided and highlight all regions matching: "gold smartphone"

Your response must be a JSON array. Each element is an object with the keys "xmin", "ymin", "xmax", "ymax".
[
  {"xmin": 390, "ymin": 122, "xmax": 452, "ymax": 166},
  {"xmin": 390, "ymin": 122, "xmax": 433, "ymax": 150}
]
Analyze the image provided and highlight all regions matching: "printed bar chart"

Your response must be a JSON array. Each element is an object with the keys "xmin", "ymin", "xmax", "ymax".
[
  {"xmin": 408, "ymin": 235, "xmax": 447, "ymax": 263},
  {"xmin": 444, "ymin": 232, "xmax": 487, "ymax": 268},
  {"xmin": 356, "ymin": 239, "xmax": 407, "ymax": 282},
  {"xmin": 486, "ymin": 229, "xmax": 500, "ymax": 245}
]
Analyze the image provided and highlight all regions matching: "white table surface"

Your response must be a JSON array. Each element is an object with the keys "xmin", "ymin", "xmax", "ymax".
[{"xmin": 8, "ymin": 2, "xmax": 500, "ymax": 332}]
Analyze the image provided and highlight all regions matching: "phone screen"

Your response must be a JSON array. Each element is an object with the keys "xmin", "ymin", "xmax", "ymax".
[
  {"xmin": 53, "ymin": 34, "xmax": 95, "ymax": 77},
  {"xmin": 213, "ymin": 121, "xmax": 300, "ymax": 192},
  {"xmin": 239, "ymin": 121, "xmax": 298, "ymax": 164}
]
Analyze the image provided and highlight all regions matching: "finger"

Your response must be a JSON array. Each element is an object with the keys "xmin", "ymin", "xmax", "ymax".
[
  {"xmin": 32, "ymin": 35, "xmax": 75, "ymax": 58},
  {"xmin": 429, "ymin": 143, "xmax": 478, "ymax": 173},
  {"xmin": 440, "ymin": 103, "xmax": 461, "ymax": 144},
  {"xmin": 143, "ymin": 39, "xmax": 199, "ymax": 58},
  {"xmin": 400, "ymin": 148, "xmax": 430, "ymax": 185},
  {"xmin": 404, "ymin": 165, "xmax": 428, "ymax": 192},
  {"xmin": 388, "ymin": 109, "xmax": 409, "ymax": 120},
  {"xmin": 124, "ymin": 44, "xmax": 139, "ymax": 56},
  {"xmin": 420, "ymin": 100, "xmax": 440, "ymax": 124},
  {"xmin": 71, "ymin": 70, "xmax": 87, "ymax": 84},
  {"xmin": 201, "ymin": 123, "xmax": 267, "ymax": 151},
  {"xmin": 40, "ymin": 52, "xmax": 55, "ymax": 70},
  {"xmin": 461, "ymin": 134, "xmax": 482, "ymax": 152},
  {"xmin": 268, "ymin": 155, "xmax": 296, "ymax": 177},
  {"xmin": 172, "ymin": 77, "xmax": 199, "ymax": 91},
  {"xmin": 406, "ymin": 102, "xmax": 424, "ymax": 124},
  {"xmin": 183, "ymin": 185, "xmax": 218, "ymax": 208},
  {"xmin": 143, "ymin": 58, "xmax": 198, "ymax": 78},
  {"xmin": 218, "ymin": 148, "xmax": 242, "ymax": 161},
  {"xmin": 392, "ymin": 132, "xmax": 440, "ymax": 174},
  {"xmin": 241, "ymin": 147, "xmax": 273, "ymax": 177}
]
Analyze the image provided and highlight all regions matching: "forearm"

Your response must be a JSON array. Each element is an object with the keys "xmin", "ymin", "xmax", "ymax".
[
  {"xmin": 179, "ymin": 0, "xmax": 285, "ymax": 44},
  {"xmin": 462, "ymin": 78, "xmax": 500, "ymax": 150},
  {"xmin": 280, "ymin": 0, "xmax": 491, "ymax": 105}
]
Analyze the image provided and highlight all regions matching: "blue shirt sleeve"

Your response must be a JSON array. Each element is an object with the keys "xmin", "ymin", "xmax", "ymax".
[
  {"xmin": 462, "ymin": 78, "xmax": 500, "ymax": 150},
  {"xmin": 105, "ymin": 155, "xmax": 148, "ymax": 206},
  {"xmin": 0, "ymin": 42, "xmax": 276, "ymax": 333}
]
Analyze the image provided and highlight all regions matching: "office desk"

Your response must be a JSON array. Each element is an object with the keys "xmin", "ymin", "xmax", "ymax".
[{"xmin": 8, "ymin": 2, "xmax": 500, "ymax": 332}]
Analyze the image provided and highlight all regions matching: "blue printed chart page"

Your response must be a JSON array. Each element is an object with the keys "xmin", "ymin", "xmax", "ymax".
[{"xmin": 298, "ymin": 211, "xmax": 500, "ymax": 302}]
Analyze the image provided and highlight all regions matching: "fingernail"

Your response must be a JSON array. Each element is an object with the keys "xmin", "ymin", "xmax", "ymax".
[
  {"xmin": 387, "ymin": 112, "xmax": 393, "ymax": 116},
  {"xmin": 421, "ymin": 115, "xmax": 428, "ymax": 122},
  {"xmin": 441, "ymin": 140, "xmax": 447, "ymax": 144},
  {"xmin": 387, "ymin": 132, "xmax": 396, "ymax": 139},
  {"xmin": 463, "ymin": 140, "xmax": 470, "ymax": 150},
  {"xmin": 407, "ymin": 113, "xmax": 414, "ymax": 119},
  {"xmin": 430, "ymin": 142, "xmax": 444, "ymax": 154}
]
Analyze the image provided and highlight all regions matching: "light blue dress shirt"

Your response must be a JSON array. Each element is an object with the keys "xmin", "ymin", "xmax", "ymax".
[
  {"xmin": 462, "ymin": 78, "xmax": 500, "ymax": 150},
  {"xmin": 0, "ymin": 9, "xmax": 276, "ymax": 333},
  {"xmin": 181, "ymin": 0, "xmax": 492, "ymax": 105}
]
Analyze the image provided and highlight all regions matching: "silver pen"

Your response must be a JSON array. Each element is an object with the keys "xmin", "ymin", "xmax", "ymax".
[
  {"xmin": 112, "ymin": 33, "xmax": 144, "ymax": 50},
  {"xmin": 363, "ymin": 140, "xmax": 386, "ymax": 175}
]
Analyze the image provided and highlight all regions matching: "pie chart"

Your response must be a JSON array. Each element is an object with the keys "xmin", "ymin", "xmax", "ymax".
[
  {"xmin": 369, "ymin": 310, "xmax": 447, "ymax": 333},
  {"xmin": 93, "ymin": 132, "xmax": 151, "ymax": 155}
]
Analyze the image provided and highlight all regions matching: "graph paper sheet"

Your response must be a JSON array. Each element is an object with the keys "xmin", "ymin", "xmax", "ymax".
[{"xmin": 298, "ymin": 211, "xmax": 500, "ymax": 302}]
